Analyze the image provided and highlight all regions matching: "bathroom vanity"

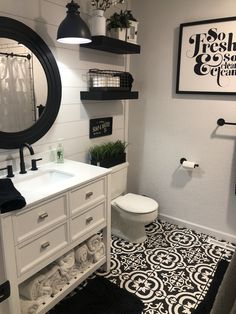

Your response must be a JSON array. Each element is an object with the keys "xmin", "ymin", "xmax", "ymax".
[{"xmin": 0, "ymin": 160, "xmax": 111, "ymax": 314}]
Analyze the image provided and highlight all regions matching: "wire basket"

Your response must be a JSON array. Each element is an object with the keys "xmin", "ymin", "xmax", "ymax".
[{"xmin": 88, "ymin": 69, "xmax": 133, "ymax": 91}]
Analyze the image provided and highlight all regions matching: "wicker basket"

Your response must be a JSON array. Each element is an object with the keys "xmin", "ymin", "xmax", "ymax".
[{"xmin": 88, "ymin": 69, "xmax": 133, "ymax": 91}]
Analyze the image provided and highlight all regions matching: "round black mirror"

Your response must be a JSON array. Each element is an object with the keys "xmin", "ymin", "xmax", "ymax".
[{"xmin": 0, "ymin": 17, "xmax": 61, "ymax": 149}]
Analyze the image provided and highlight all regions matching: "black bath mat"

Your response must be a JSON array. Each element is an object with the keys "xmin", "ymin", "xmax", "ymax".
[
  {"xmin": 50, "ymin": 276, "xmax": 144, "ymax": 314},
  {"xmin": 193, "ymin": 259, "xmax": 229, "ymax": 314}
]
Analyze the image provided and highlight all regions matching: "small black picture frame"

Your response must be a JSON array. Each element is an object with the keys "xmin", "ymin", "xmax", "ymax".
[{"xmin": 176, "ymin": 16, "xmax": 236, "ymax": 95}]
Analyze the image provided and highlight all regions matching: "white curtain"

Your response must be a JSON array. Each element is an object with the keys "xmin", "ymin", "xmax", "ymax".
[{"xmin": 0, "ymin": 56, "xmax": 34, "ymax": 132}]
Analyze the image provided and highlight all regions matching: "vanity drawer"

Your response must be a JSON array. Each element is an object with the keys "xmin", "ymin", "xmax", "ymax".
[
  {"xmin": 13, "ymin": 194, "xmax": 68, "ymax": 244},
  {"xmin": 70, "ymin": 178, "xmax": 106, "ymax": 215},
  {"xmin": 71, "ymin": 202, "xmax": 106, "ymax": 242},
  {"xmin": 16, "ymin": 222, "xmax": 69, "ymax": 276}
]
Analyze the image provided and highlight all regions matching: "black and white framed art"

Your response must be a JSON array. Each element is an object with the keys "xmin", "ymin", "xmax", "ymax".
[{"xmin": 176, "ymin": 16, "xmax": 236, "ymax": 95}]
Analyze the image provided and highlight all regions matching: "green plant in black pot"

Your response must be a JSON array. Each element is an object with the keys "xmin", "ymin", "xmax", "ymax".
[{"xmin": 89, "ymin": 140, "xmax": 128, "ymax": 168}]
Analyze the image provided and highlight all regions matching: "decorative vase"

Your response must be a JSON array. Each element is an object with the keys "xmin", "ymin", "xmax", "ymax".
[
  {"xmin": 90, "ymin": 9, "xmax": 106, "ymax": 36},
  {"xmin": 109, "ymin": 28, "xmax": 127, "ymax": 41}
]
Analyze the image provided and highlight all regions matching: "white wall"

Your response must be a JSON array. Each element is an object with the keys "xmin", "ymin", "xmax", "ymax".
[
  {"xmin": 129, "ymin": 0, "xmax": 236, "ymax": 242},
  {"xmin": 0, "ymin": 0, "xmax": 128, "ymax": 170}
]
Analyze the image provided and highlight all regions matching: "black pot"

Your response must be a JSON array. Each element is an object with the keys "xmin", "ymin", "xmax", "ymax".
[{"xmin": 91, "ymin": 153, "xmax": 126, "ymax": 168}]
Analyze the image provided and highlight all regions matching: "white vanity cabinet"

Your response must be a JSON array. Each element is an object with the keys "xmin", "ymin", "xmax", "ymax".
[{"xmin": 0, "ymin": 160, "xmax": 111, "ymax": 314}]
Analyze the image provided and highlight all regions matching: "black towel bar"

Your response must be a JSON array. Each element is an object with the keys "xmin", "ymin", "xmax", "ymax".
[{"xmin": 217, "ymin": 118, "xmax": 236, "ymax": 126}]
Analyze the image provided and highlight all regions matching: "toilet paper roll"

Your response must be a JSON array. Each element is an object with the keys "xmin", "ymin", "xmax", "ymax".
[{"xmin": 182, "ymin": 161, "xmax": 196, "ymax": 169}]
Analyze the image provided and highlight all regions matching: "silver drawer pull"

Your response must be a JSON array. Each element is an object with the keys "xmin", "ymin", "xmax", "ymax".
[
  {"xmin": 41, "ymin": 241, "xmax": 50, "ymax": 249},
  {"xmin": 86, "ymin": 217, "xmax": 93, "ymax": 224},
  {"xmin": 39, "ymin": 212, "xmax": 48, "ymax": 219},
  {"xmin": 85, "ymin": 191, "xmax": 93, "ymax": 199}
]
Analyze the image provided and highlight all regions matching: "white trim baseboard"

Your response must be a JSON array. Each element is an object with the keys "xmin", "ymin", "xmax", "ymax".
[{"xmin": 159, "ymin": 213, "xmax": 236, "ymax": 244}]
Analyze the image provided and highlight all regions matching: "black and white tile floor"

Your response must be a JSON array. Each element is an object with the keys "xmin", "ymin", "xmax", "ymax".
[{"xmin": 97, "ymin": 219, "xmax": 236, "ymax": 314}]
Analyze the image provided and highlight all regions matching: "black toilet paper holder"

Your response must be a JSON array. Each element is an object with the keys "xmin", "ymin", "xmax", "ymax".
[
  {"xmin": 217, "ymin": 118, "xmax": 236, "ymax": 126},
  {"xmin": 180, "ymin": 158, "xmax": 199, "ymax": 168}
]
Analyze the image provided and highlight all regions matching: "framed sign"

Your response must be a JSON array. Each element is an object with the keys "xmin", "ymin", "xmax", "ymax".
[
  {"xmin": 89, "ymin": 117, "xmax": 113, "ymax": 139},
  {"xmin": 176, "ymin": 16, "xmax": 236, "ymax": 94}
]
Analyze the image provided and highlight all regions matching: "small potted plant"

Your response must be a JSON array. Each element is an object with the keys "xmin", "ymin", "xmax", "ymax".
[
  {"xmin": 107, "ymin": 10, "xmax": 131, "ymax": 41},
  {"xmin": 89, "ymin": 140, "xmax": 127, "ymax": 168},
  {"xmin": 90, "ymin": 0, "xmax": 125, "ymax": 36}
]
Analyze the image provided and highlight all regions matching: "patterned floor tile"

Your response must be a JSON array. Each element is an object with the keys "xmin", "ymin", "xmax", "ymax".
[
  {"xmin": 145, "ymin": 233, "xmax": 175, "ymax": 249},
  {"xmin": 111, "ymin": 235, "xmax": 145, "ymax": 254},
  {"xmin": 73, "ymin": 219, "xmax": 235, "ymax": 314},
  {"xmin": 141, "ymin": 293, "xmax": 200, "ymax": 314},
  {"xmin": 221, "ymin": 245, "xmax": 236, "ymax": 261},
  {"xmin": 147, "ymin": 247, "xmax": 188, "ymax": 272},
  {"xmin": 141, "ymin": 298, "xmax": 172, "ymax": 314},
  {"xmin": 165, "ymin": 291, "xmax": 201, "ymax": 312},
  {"xmin": 146, "ymin": 220, "xmax": 164, "ymax": 236},
  {"xmin": 150, "ymin": 268, "xmax": 200, "ymax": 295},
  {"xmin": 114, "ymin": 250, "xmax": 155, "ymax": 273},
  {"xmin": 183, "ymin": 227, "xmax": 209, "ymax": 243},
  {"xmin": 165, "ymin": 229, "xmax": 202, "ymax": 249},
  {"xmin": 160, "ymin": 220, "xmax": 186, "ymax": 233}
]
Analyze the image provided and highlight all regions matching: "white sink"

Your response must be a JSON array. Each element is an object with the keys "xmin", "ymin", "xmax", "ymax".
[{"xmin": 14, "ymin": 170, "xmax": 74, "ymax": 191}]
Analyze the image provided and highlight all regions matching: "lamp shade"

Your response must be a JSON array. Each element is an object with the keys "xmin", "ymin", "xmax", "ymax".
[{"xmin": 57, "ymin": 0, "xmax": 92, "ymax": 44}]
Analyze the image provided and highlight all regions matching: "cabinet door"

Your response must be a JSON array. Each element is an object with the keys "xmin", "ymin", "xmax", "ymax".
[
  {"xmin": 13, "ymin": 194, "xmax": 68, "ymax": 244},
  {"xmin": 70, "ymin": 178, "xmax": 106, "ymax": 216}
]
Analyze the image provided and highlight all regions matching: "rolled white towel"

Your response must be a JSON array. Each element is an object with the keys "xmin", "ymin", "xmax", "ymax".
[
  {"xmin": 20, "ymin": 298, "xmax": 39, "ymax": 314},
  {"xmin": 57, "ymin": 250, "xmax": 76, "ymax": 281},
  {"xmin": 39, "ymin": 264, "xmax": 60, "ymax": 297},
  {"xmin": 94, "ymin": 242, "xmax": 106, "ymax": 262},
  {"xmin": 20, "ymin": 274, "xmax": 46, "ymax": 300},
  {"xmin": 74, "ymin": 244, "xmax": 91, "ymax": 272},
  {"xmin": 86, "ymin": 234, "xmax": 102, "ymax": 253},
  {"xmin": 50, "ymin": 271, "xmax": 67, "ymax": 295}
]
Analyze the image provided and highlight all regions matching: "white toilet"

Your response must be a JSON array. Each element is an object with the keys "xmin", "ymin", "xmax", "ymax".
[{"xmin": 111, "ymin": 162, "xmax": 158, "ymax": 243}]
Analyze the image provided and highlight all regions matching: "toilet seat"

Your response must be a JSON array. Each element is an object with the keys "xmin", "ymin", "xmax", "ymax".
[{"xmin": 114, "ymin": 193, "xmax": 158, "ymax": 214}]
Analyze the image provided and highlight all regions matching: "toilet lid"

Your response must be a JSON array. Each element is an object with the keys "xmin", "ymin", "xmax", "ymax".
[{"xmin": 114, "ymin": 193, "xmax": 158, "ymax": 214}]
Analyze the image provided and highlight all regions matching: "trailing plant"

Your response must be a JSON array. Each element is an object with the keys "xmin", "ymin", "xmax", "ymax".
[
  {"xmin": 89, "ymin": 140, "xmax": 128, "ymax": 163},
  {"xmin": 91, "ymin": 0, "xmax": 125, "ymax": 11},
  {"xmin": 125, "ymin": 10, "xmax": 137, "ymax": 21},
  {"xmin": 107, "ymin": 10, "xmax": 132, "ymax": 31}
]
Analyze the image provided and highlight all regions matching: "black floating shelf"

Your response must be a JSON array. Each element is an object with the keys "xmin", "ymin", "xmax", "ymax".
[
  {"xmin": 81, "ymin": 36, "xmax": 140, "ymax": 54},
  {"xmin": 81, "ymin": 91, "xmax": 139, "ymax": 100}
]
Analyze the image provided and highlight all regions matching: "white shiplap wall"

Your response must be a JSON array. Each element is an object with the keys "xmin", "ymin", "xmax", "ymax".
[{"xmin": 0, "ymin": 0, "xmax": 129, "ymax": 171}]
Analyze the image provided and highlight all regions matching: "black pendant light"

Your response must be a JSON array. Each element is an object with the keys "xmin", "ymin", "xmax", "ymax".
[{"xmin": 57, "ymin": 0, "xmax": 92, "ymax": 44}]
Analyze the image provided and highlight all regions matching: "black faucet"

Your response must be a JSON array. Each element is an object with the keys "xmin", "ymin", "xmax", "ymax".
[{"xmin": 19, "ymin": 143, "xmax": 34, "ymax": 174}]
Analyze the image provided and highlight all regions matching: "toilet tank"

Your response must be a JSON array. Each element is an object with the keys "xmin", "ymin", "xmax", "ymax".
[{"xmin": 111, "ymin": 162, "xmax": 129, "ymax": 199}]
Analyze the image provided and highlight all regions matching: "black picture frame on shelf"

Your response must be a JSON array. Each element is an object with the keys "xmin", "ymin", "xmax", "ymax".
[{"xmin": 176, "ymin": 16, "xmax": 236, "ymax": 95}]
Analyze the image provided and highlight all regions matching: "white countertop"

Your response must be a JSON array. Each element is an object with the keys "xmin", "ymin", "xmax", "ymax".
[{"xmin": 1, "ymin": 159, "xmax": 111, "ymax": 212}]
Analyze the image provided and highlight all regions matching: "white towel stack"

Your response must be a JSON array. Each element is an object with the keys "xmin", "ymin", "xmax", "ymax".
[
  {"xmin": 74, "ymin": 244, "xmax": 91, "ymax": 273},
  {"xmin": 19, "ymin": 234, "xmax": 106, "ymax": 313},
  {"xmin": 86, "ymin": 234, "xmax": 105, "ymax": 263},
  {"xmin": 20, "ymin": 299, "xmax": 39, "ymax": 314},
  {"xmin": 20, "ymin": 274, "xmax": 47, "ymax": 301},
  {"xmin": 57, "ymin": 250, "xmax": 77, "ymax": 282},
  {"xmin": 39, "ymin": 264, "xmax": 63, "ymax": 297}
]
